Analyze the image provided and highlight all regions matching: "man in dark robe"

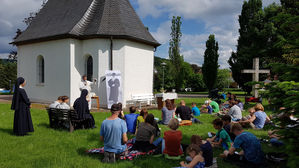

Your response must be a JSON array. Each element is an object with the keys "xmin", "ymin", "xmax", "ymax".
[
  {"xmin": 73, "ymin": 89, "xmax": 95, "ymax": 129},
  {"xmin": 11, "ymin": 77, "xmax": 34, "ymax": 136},
  {"xmin": 108, "ymin": 73, "xmax": 120, "ymax": 103}
]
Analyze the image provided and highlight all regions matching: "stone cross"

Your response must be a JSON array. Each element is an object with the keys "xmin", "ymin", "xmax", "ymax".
[{"xmin": 241, "ymin": 58, "xmax": 270, "ymax": 98}]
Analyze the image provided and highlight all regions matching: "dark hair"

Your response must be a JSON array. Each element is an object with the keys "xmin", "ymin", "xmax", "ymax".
[
  {"xmin": 236, "ymin": 99, "xmax": 241, "ymax": 103},
  {"xmin": 145, "ymin": 113, "xmax": 155, "ymax": 126},
  {"xmin": 140, "ymin": 109, "xmax": 148, "ymax": 118},
  {"xmin": 129, "ymin": 106, "xmax": 136, "ymax": 113},
  {"xmin": 231, "ymin": 94, "xmax": 237, "ymax": 100},
  {"xmin": 82, "ymin": 75, "xmax": 87, "ymax": 79},
  {"xmin": 212, "ymin": 118, "xmax": 223, "ymax": 127},
  {"xmin": 57, "ymin": 96, "xmax": 63, "ymax": 101},
  {"xmin": 222, "ymin": 115, "xmax": 231, "ymax": 122},
  {"xmin": 231, "ymin": 123, "xmax": 243, "ymax": 132},
  {"xmin": 118, "ymin": 103, "xmax": 123, "ymax": 109},
  {"xmin": 191, "ymin": 102, "xmax": 196, "ymax": 106},
  {"xmin": 61, "ymin": 96, "xmax": 69, "ymax": 102},
  {"xmin": 227, "ymin": 92, "xmax": 232, "ymax": 95},
  {"xmin": 186, "ymin": 144, "xmax": 201, "ymax": 155},
  {"xmin": 111, "ymin": 104, "xmax": 120, "ymax": 113},
  {"xmin": 229, "ymin": 100, "xmax": 238, "ymax": 106},
  {"xmin": 165, "ymin": 99, "xmax": 174, "ymax": 110},
  {"xmin": 191, "ymin": 135, "xmax": 203, "ymax": 146}
]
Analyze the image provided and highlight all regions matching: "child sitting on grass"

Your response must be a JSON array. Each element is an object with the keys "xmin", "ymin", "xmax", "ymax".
[
  {"xmin": 222, "ymin": 115, "xmax": 236, "ymax": 141},
  {"xmin": 125, "ymin": 106, "xmax": 139, "ymax": 134},
  {"xmin": 189, "ymin": 135, "xmax": 213, "ymax": 167},
  {"xmin": 137, "ymin": 109, "xmax": 148, "ymax": 126},
  {"xmin": 207, "ymin": 118, "xmax": 232, "ymax": 150},
  {"xmin": 177, "ymin": 144, "xmax": 205, "ymax": 168},
  {"xmin": 162, "ymin": 118, "xmax": 183, "ymax": 156}
]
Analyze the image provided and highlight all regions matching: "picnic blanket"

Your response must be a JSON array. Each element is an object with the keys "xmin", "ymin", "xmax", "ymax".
[{"xmin": 86, "ymin": 139, "xmax": 156, "ymax": 160}]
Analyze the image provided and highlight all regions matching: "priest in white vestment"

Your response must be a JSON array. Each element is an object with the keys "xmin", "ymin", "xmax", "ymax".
[{"xmin": 79, "ymin": 75, "xmax": 97, "ymax": 109}]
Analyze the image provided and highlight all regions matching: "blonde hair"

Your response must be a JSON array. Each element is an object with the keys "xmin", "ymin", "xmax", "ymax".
[
  {"xmin": 254, "ymin": 103, "xmax": 264, "ymax": 112},
  {"xmin": 168, "ymin": 118, "xmax": 179, "ymax": 130},
  {"xmin": 180, "ymin": 100, "xmax": 185, "ymax": 105}
]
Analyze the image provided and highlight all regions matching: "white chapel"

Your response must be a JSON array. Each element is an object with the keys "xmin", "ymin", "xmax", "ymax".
[{"xmin": 14, "ymin": 0, "xmax": 160, "ymax": 107}]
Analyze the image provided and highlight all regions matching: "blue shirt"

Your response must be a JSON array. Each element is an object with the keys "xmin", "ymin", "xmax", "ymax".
[
  {"xmin": 125, "ymin": 113, "xmax": 139, "ymax": 134},
  {"xmin": 233, "ymin": 132, "xmax": 264, "ymax": 164},
  {"xmin": 207, "ymin": 106, "xmax": 213, "ymax": 114},
  {"xmin": 253, "ymin": 111, "xmax": 267, "ymax": 129},
  {"xmin": 192, "ymin": 106, "xmax": 200, "ymax": 116},
  {"xmin": 100, "ymin": 118, "xmax": 127, "ymax": 153}
]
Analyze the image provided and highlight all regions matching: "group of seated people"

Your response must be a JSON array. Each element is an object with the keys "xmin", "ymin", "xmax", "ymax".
[
  {"xmin": 49, "ymin": 89, "xmax": 95, "ymax": 129},
  {"xmin": 99, "ymin": 99, "xmax": 270, "ymax": 167},
  {"xmin": 100, "ymin": 103, "xmax": 213, "ymax": 167}
]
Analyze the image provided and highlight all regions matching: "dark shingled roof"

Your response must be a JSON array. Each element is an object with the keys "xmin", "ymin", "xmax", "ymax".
[{"xmin": 14, "ymin": 0, "xmax": 160, "ymax": 47}]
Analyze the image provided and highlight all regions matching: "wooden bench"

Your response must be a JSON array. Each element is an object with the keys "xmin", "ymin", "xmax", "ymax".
[
  {"xmin": 46, "ymin": 108, "xmax": 86, "ymax": 132},
  {"xmin": 130, "ymin": 94, "xmax": 156, "ymax": 108}
]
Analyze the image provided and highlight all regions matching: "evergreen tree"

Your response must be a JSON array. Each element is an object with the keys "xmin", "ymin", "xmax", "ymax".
[
  {"xmin": 202, "ymin": 35, "xmax": 219, "ymax": 92},
  {"xmin": 228, "ymin": 0, "xmax": 264, "ymax": 94},
  {"xmin": 169, "ymin": 16, "xmax": 184, "ymax": 91}
]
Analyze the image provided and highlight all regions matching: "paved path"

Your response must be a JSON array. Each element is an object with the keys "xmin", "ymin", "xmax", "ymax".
[
  {"xmin": 178, "ymin": 94, "xmax": 209, "ymax": 98},
  {"xmin": 0, "ymin": 95, "xmax": 12, "ymax": 103}
]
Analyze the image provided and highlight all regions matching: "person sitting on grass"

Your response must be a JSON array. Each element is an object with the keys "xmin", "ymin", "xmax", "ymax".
[
  {"xmin": 176, "ymin": 100, "xmax": 201, "ymax": 123},
  {"xmin": 178, "ymin": 144, "xmax": 205, "ymax": 168},
  {"xmin": 118, "ymin": 103, "xmax": 125, "ymax": 120},
  {"xmin": 189, "ymin": 135, "xmax": 213, "ymax": 167},
  {"xmin": 137, "ymin": 109, "xmax": 148, "ymax": 126},
  {"xmin": 200, "ymin": 100, "xmax": 213, "ymax": 114},
  {"xmin": 162, "ymin": 118, "xmax": 183, "ymax": 156},
  {"xmin": 191, "ymin": 102, "xmax": 201, "ymax": 116},
  {"xmin": 222, "ymin": 115, "xmax": 236, "ymax": 141},
  {"xmin": 125, "ymin": 106, "xmax": 139, "ymax": 134},
  {"xmin": 57, "ymin": 96, "xmax": 70, "ymax": 109},
  {"xmin": 207, "ymin": 118, "xmax": 232, "ymax": 150},
  {"xmin": 228, "ymin": 100, "xmax": 242, "ymax": 121},
  {"xmin": 221, "ymin": 123, "xmax": 264, "ymax": 167},
  {"xmin": 236, "ymin": 99, "xmax": 244, "ymax": 111},
  {"xmin": 239, "ymin": 104, "xmax": 270, "ymax": 129},
  {"xmin": 100, "ymin": 104, "xmax": 128, "ymax": 163},
  {"xmin": 133, "ymin": 114, "xmax": 162, "ymax": 152},
  {"xmin": 49, "ymin": 96, "xmax": 63, "ymax": 108},
  {"xmin": 160, "ymin": 99, "xmax": 176, "ymax": 125},
  {"xmin": 210, "ymin": 100, "xmax": 220, "ymax": 113}
]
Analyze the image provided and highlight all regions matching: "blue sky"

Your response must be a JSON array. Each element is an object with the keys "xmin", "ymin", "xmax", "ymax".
[{"xmin": 0, "ymin": 0, "xmax": 280, "ymax": 68}]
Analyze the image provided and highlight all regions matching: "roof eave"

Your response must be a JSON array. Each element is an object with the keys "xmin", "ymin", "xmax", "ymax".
[{"xmin": 13, "ymin": 34, "xmax": 161, "ymax": 48}]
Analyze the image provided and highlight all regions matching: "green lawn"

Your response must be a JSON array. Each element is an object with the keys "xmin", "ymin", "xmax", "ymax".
[{"xmin": 0, "ymin": 98, "xmax": 283, "ymax": 168}]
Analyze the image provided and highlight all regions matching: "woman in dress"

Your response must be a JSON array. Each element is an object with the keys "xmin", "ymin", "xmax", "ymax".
[
  {"xmin": 11, "ymin": 77, "xmax": 34, "ymax": 136},
  {"xmin": 73, "ymin": 89, "xmax": 95, "ymax": 129}
]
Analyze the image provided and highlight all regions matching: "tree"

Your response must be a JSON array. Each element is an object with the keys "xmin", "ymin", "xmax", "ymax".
[
  {"xmin": 0, "ymin": 61, "xmax": 17, "ymax": 90},
  {"xmin": 169, "ymin": 16, "xmax": 184, "ymax": 91},
  {"xmin": 215, "ymin": 69, "xmax": 232, "ymax": 90},
  {"xmin": 202, "ymin": 34, "xmax": 219, "ymax": 92},
  {"xmin": 228, "ymin": 0, "xmax": 265, "ymax": 94}
]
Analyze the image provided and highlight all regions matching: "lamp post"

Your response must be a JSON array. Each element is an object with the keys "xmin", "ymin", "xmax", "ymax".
[{"xmin": 161, "ymin": 62, "xmax": 166, "ymax": 92}]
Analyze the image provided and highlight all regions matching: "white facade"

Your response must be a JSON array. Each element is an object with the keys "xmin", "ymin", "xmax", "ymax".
[{"xmin": 17, "ymin": 38, "xmax": 155, "ymax": 107}]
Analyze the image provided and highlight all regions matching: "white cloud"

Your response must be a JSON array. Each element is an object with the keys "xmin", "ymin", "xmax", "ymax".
[
  {"xmin": 0, "ymin": 53, "xmax": 9, "ymax": 59},
  {"xmin": 0, "ymin": 0, "xmax": 44, "ymax": 53},
  {"xmin": 141, "ymin": 0, "xmax": 278, "ymax": 68}
]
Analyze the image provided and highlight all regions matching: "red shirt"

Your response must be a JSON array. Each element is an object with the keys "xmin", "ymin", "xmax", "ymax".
[{"xmin": 163, "ymin": 130, "xmax": 183, "ymax": 156}]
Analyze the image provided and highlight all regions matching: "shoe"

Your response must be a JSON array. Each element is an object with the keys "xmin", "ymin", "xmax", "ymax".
[
  {"xmin": 102, "ymin": 152, "xmax": 110, "ymax": 163},
  {"xmin": 109, "ymin": 152, "xmax": 116, "ymax": 163}
]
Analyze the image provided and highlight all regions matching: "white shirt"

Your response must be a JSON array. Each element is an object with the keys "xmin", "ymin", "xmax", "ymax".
[
  {"xmin": 228, "ymin": 105, "xmax": 242, "ymax": 120},
  {"xmin": 49, "ymin": 101, "xmax": 60, "ymax": 108},
  {"xmin": 57, "ymin": 103, "xmax": 70, "ymax": 110}
]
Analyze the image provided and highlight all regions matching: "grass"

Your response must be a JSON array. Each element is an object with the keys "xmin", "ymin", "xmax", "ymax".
[{"xmin": 0, "ymin": 98, "xmax": 284, "ymax": 168}]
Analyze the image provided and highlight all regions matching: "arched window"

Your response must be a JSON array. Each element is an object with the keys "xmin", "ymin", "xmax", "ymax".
[
  {"xmin": 37, "ymin": 56, "xmax": 45, "ymax": 84},
  {"xmin": 86, "ymin": 56, "xmax": 93, "ymax": 81}
]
